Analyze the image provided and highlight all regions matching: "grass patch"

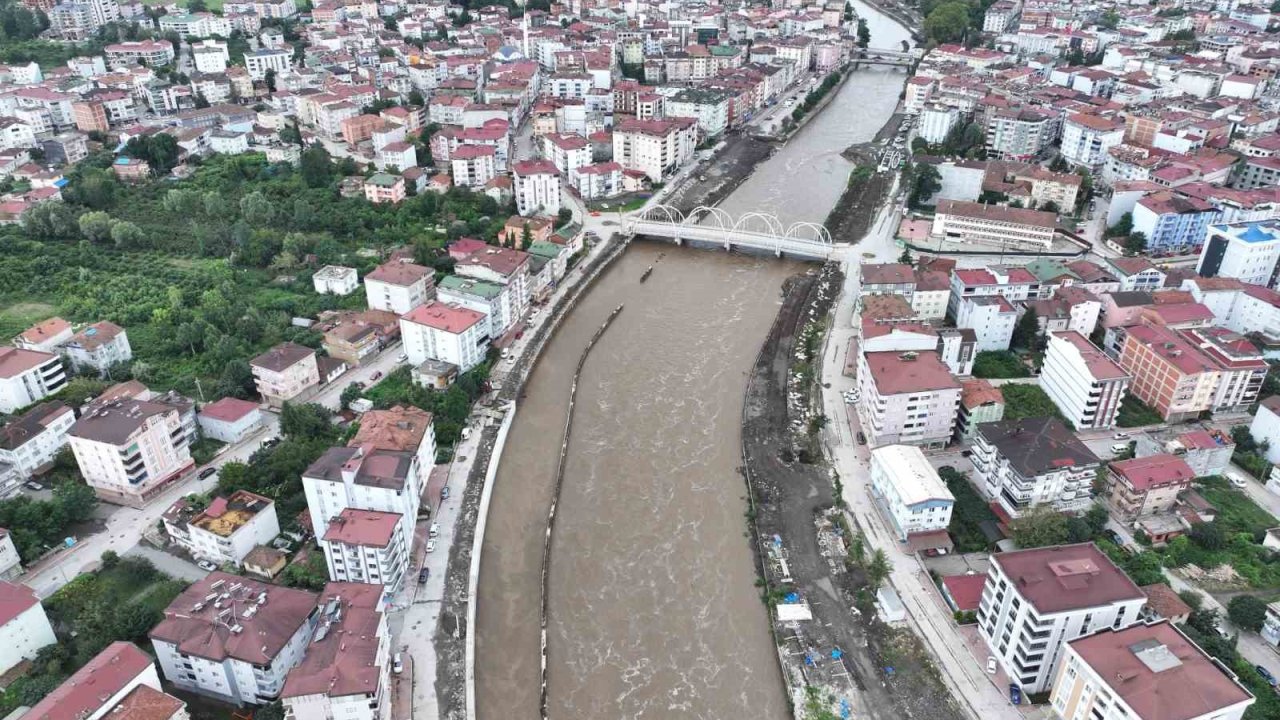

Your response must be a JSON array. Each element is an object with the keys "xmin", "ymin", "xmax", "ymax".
[
  {"xmin": 0, "ymin": 300, "xmax": 59, "ymax": 340},
  {"xmin": 999, "ymin": 384, "xmax": 1067, "ymax": 423},
  {"xmin": 190, "ymin": 437, "xmax": 225, "ymax": 466},
  {"xmin": 1116, "ymin": 395, "xmax": 1163, "ymax": 428},
  {"xmin": 1147, "ymin": 476, "xmax": 1280, "ymax": 589},
  {"xmin": 940, "ymin": 466, "xmax": 1000, "ymax": 552},
  {"xmin": 971, "ymin": 350, "xmax": 1030, "ymax": 379}
]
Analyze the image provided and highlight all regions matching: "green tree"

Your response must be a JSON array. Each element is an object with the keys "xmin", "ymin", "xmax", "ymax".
[
  {"xmin": 109, "ymin": 220, "xmax": 144, "ymax": 249},
  {"xmin": 899, "ymin": 248, "xmax": 914, "ymax": 266},
  {"xmin": 865, "ymin": 549, "xmax": 891, "ymax": 590},
  {"xmin": 77, "ymin": 211, "xmax": 115, "ymax": 244},
  {"xmin": 856, "ymin": 18, "xmax": 870, "ymax": 47},
  {"xmin": 300, "ymin": 145, "xmax": 334, "ymax": 188},
  {"xmin": 1189, "ymin": 521, "xmax": 1225, "ymax": 550},
  {"xmin": 1106, "ymin": 211, "xmax": 1133, "ymax": 238},
  {"xmin": 279, "ymin": 402, "xmax": 334, "ymax": 440},
  {"xmin": 215, "ymin": 359, "xmax": 256, "ymax": 399},
  {"xmin": 340, "ymin": 382, "xmax": 363, "ymax": 409},
  {"xmin": 1009, "ymin": 505, "xmax": 1069, "ymax": 548},
  {"xmin": 1123, "ymin": 231, "xmax": 1148, "ymax": 256},
  {"xmin": 556, "ymin": 207, "xmax": 572, "ymax": 227},
  {"xmin": 1012, "ymin": 307, "xmax": 1039, "ymax": 350},
  {"xmin": 924, "ymin": 2, "xmax": 971, "ymax": 44},
  {"xmin": 1099, "ymin": 9, "xmax": 1120, "ymax": 28},
  {"xmin": 1227, "ymin": 595, "xmax": 1267, "ymax": 632}
]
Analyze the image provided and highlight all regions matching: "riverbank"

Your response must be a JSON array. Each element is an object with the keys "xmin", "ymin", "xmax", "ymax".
[{"xmin": 434, "ymin": 235, "xmax": 629, "ymax": 719}]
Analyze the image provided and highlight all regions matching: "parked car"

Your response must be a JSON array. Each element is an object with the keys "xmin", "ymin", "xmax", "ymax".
[
  {"xmin": 856, "ymin": 431, "xmax": 866, "ymax": 445},
  {"xmin": 263, "ymin": 438, "xmax": 280, "ymax": 449},
  {"xmin": 1104, "ymin": 529, "xmax": 1123, "ymax": 546},
  {"xmin": 396, "ymin": 353, "xmax": 407, "ymax": 363},
  {"xmin": 1256, "ymin": 665, "xmax": 1277, "ymax": 687},
  {"xmin": 370, "ymin": 371, "xmax": 383, "ymax": 381},
  {"xmin": 986, "ymin": 656, "xmax": 998, "ymax": 674},
  {"xmin": 23, "ymin": 481, "xmax": 44, "ymax": 491},
  {"xmin": 429, "ymin": 522, "xmax": 439, "ymax": 537},
  {"xmin": 393, "ymin": 653, "xmax": 404, "ymax": 674},
  {"xmin": 1228, "ymin": 473, "xmax": 1249, "ymax": 489},
  {"xmin": 198, "ymin": 467, "xmax": 218, "ymax": 479},
  {"xmin": 441, "ymin": 486, "xmax": 450, "ymax": 500},
  {"xmin": 1113, "ymin": 432, "xmax": 1129, "ymax": 440},
  {"xmin": 426, "ymin": 539, "xmax": 437, "ymax": 553},
  {"xmin": 1009, "ymin": 684, "xmax": 1022, "ymax": 705},
  {"xmin": 197, "ymin": 560, "xmax": 218, "ymax": 572},
  {"xmin": 418, "ymin": 567, "xmax": 430, "ymax": 584}
]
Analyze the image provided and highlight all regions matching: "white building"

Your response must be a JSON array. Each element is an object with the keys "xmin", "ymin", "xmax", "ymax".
[
  {"xmin": 0, "ymin": 581, "xmax": 55, "ymax": 676},
  {"xmin": 0, "ymin": 401, "xmax": 74, "ymax": 482},
  {"xmin": 312, "ymin": 265, "xmax": 359, "ymax": 296},
  {"xmin": 1050, "ymin": 621, "xmax": 1254, "ymax": 720},
  {"xmin": 197, "ymin": 397, "xmax": 262, "ymax": 444},
  {"xmin": 1248, "ymin": 396, "xmax": 1280, "ymax": 464},
  {"xmin": 955, "ymin": 295, "xmax": 1017, "ymax": 352},
  {"xmin": 450, "ymin": 144, "xmax": 498, "ymax": 188},
  {"xmin": 244, "ymin": 48, "xmax": 291, "ymax": 80},
  {"xmin": 512, "ymin": 159, "xmax": 562, "ymax": 217},
  {"xmin": 918, "ymin": 104, "xmax": 961, "ymax": 144},
  {"xmin": 14, "ymin": 317, "xmax": 72, "ymax": 353},
  {"xmin": 185, "ymin": 491, "xmax": 280, "ymax": 567},
  {"xmin": 869, "ymin": 445, "xmax": 955, "ymax": 541},
  {"xmin": 978, "ymin": 543, "xmax": 1146, "ymax": 695},
  {"xmin": 320, "ymin": 508, "xmax": 407, "ymax": 592},
  {"xmin": 856, "ymin": 350, "xmax": 962, "ymax": 449},
  {"xmin": 364, "ymin": 259, "xmax": 434, "ymax": 316},
  {"xmin": 972, "ymin": 416, "xmax": 1100, "ymax": 517},
  {"xmin": 151, "ymin": 573, "xmax": 318, "ymax": 706},
  {"xmin": 1041, "ymin": 331, "xmax": 1131, "ymax": 430},
  {"xmin": 23, "ymin": 641, "xmax": 182, "ymax": 720},
  {"xmin": 612, "ymin": 116, "xmax": 697, "ymax": 182},
  {"xmin": 249, "ymin": 342, "xmax": 320, "ymax": 409},
  {"xmin": 64, "ymin": 321, "xmax": 132, "ymax": 375},
  {"xmin": 1196, "ymin": 221, "xmax": 1280, "ymax": 287},
  {"xmin": 931, "ymin": 200, "xmax": 1057, "ymax": 251},
  {"xmin": 192, "ymin": 39, "xmax": 230, "ymax": 74},
  {"xmin": 0, "ymin": 347, "xmax": 67, "ymax": 414},
  {"xmin": 455, "ymin": 247, "xmax": 532, "ymax": 324},
  {"xmin": 1060, "ymin": 113, "xmax": 1125, "ymax": 171},
  {"xmin": 400, "ymin": 302, "xmax": 489, "ymax": 373},
  {"xmin": 69, "ymin": 397, "xmax": 194, "ymax": 507},
  {"xmin": 0, "ymin": 531, "xmax": 21, "ymax": 580},
  {"xmin": 281, "ymin": 583, "xmax": 391, "ymax": 720}
]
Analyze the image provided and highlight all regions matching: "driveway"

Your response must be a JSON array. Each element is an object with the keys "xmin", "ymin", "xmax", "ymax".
[{"xmin": 125, "ymin": 544, "xmax": 207, "ymax": 582}]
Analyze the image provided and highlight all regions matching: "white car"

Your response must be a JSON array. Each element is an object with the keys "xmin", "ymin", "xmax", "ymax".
[
  {"xmin": 197, "ymin": 560, "xmax": 218, "ymax": 572},
  {"xmin": 986, "ymin": 656, "xmax": 998, "ymax": 674},
  {"xmin": 1113, "ymin": 432, "xmax": 1129, "ymax": 440},
  {"xmin": 396, "ymin": 353, "xmax": 407, "ymax": 363},
  {"xmin": 1228, "ymin": 474, "xmax": 1248, "ymax": 489},
  {"xmin": 426, "ymin": 539, "xmax": 437, "ymax": 553},
  {"xmin": 393, "ymin": 653, "xmax": 404, "ymax": 673}
]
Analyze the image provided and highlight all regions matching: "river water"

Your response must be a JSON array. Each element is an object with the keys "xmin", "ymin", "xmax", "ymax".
[{"xmin": 473, "ymin": 5, "xmax": 912, "ymax": 719}]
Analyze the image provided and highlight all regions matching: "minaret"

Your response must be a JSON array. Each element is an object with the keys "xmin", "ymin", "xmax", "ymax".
[{"xmin": 522, "ymin": 9, "xmax": 530, "ymax": 58}]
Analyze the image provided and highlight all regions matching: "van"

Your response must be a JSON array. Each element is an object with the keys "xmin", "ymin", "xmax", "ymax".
[
  {"xmin": 1111, "ymin": 443, "xmax": 1130, "ymax": 454},
  {"xmin": 429, "ymin": 522, "xmax": 439, "ymax": 538}
]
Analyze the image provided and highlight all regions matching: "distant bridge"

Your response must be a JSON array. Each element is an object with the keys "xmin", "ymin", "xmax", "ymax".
[
  {"xmin": 852, "ymin": 47, "xmax": 918, "ymax": 66},
  {"xmin": 624, "ymin": 204, "xmax": 835, "ymax": 260}
]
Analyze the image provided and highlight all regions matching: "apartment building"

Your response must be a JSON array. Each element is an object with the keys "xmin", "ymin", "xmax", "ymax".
[
  {"xmin": 932, "ymin": 200, "xmax": 1057, "ymax": 251},
  {"xmin": 13, "ymin": 317, "xmax": 72, "ymax": 352},
  {"xmin": 1060, "ymin": 113, "xmax": 1125, "ymax": 171},
  {"xmin": 1196, "ymin": 220, "xmax": 1280, "ymax": 287},
  {"xmin": 0, "ymin": 347, "xmax": 67, "ymax": 414},
  {"xmin": 972, "ymin": 417, "xmax": 1100, "ymax": 517},
  {"xmin": 400, "ymin": 302, "xmax": 489, "ymax": 374},
  {"xmin": 956, "ymin": 378, "xmax": 1004, "ymax": 442},
  {"xmin": 364, "ymin": 259, "xmax": 434, "ymax": 316},
  {"xmin": 436, "ymin": 275, "xmax": 507, "ymax": 339},
  {"xmin": 1106, "ymin": 453, "xmax": 1195, "ymax": 520},
  {"xmin": 244, "ymin": 48, "xmax": 290, "ymax": 79},
  {"xmin": 0, "ymin": 581, "xmax": 56, "ymax": 677},
  {"xmin": 104, "ymin": 41, "xmax": 175, "ymax": 68},
  {"xmin": 869, "ymin": 445, "xmax": 955, "ymax": 541},
  {"xmin": 320, "ymin": 508, "xmax": 407, "ymax": 592},
  {"xmin": 947, "ymin": 266, "xmax": 1039, "ymax": 320},
  {"xmin": 363, "ymin": 173, "xmax": 405, "ymax": 204},
  {"xmin": 1107, "ymin": 257, "xmax": 1166, "ymax": 292},
  {"xmin": 456, "ymin": 247, "xmax": 532, "ymax": 324},
  {"xmin": 0, "ymin": 401, "xmax": 74, "ymax": 484},
  {"xmin": 312, "ymin": 265, "xmax": 358, "ymax": 296},
  {"xmin": 64, "ymin": 321, "xmax": 132, "ymax": 375},
  {"xmin": 0, "ymin": 532, "xmax": 20, "ymax": 581},
  {"xmin": 1050, "ymin": 621, "xmax": 1254, "ymax": 720},
  {"xmin": 1132, "ymin": 192, "xmax": 1220, "ymax": 256},
  {"xmin": 185, "ymin": 491, "xmax": 280, "ymax": 567},
  {"xmin": 512, "ymin": 159, "xmax": 562, "ymax": 217},
  {"xmin": 978, "ymin": 543, "xmax": 1145, "ymax": 695},
  {"xmin": 955, "ymin": 295, "xmax": 1018, "ymax": 352},
  {"xmin": 612, "ymin": 117, "xmax": 697, "ymax": 182},
  {"xmin": 281, "ymin": 583, "xmax": 391, "ymax": 720},
  {"xmin": 23, "ymin": 641, "xmax": 187, "ymax": 720},
  {"xmin": 68, "ymin": 397, "xmax": 193, "ymax": 507},
  {"xmin": 152, "ymin": 573, "xmax": 318, "ymax": 706},
  {"xmin": 985, "ymin": 108, "xmax": 1057, "ymax": 161},
  {"xmin": 1041, "ymin": 331, "xmax": 1131, "ymax": 430},
  {"xmin": 1118, "ymin": 324, "xmax": 1220, "ymax": 422},
  {"xmin": 855, "ymin": 350, "xmax": 962, "ymax": 449},
  {"xmin": 450, "ymin": 144, "xmax": 497, "ymax": 188},
  {"xmin": 1182, "ymin": 327, "xmax": 1267, "ymax": 413},
  {"xmin": 249, "ymin": 343, "xmax": 320, "ymax": 409}
]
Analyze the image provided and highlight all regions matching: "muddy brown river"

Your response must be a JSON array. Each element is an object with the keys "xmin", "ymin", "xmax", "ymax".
[{"xmin": 474, "ymin": 4, "xmax": 913, "ymax": 718}]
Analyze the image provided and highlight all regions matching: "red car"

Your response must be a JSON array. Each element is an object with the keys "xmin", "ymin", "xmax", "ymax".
[{"xmin": 370, "ymin": 371, "xmax": 383, "ymax": 381}]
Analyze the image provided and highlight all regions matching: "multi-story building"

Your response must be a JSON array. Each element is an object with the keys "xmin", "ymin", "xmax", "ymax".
[
  {"xmin": 0, "ymin": 532, "xmax": 21, "ymax": 580},
  {"xmin": 363, "ymin": 173, "xmax": 405, "ymax": 204},
  {"xmin": 400, "ymin": 302, "xmax": 489, "ymax": 373},
  {"xmin": 1040, "ymin": 331, "xmax": 1130, "ymax": 430},
  {"xmin": 1060, "ymin": 113, "xmax": 1125, "ymax": 171},
  {"xmin": 182, "ymin": 491, "xmax": 280, "ymax": 567},
  {"xmin": 956, "ymin": 378, "xmax": 1004, "ymax": 442},
  {"xmin": 1118, "ymin": 324, "xmax": 1219, "ymax": 422},
  {"xmin": 612, "ymin": 117, "xmax": 697, "ymax": 182},
  {"xmin": 1050, "ymin": 621, "xmax": 1254, "ymax": 720},
  {"xmin": 512, "ymin": 160, "xmax": 562, "ymax": 217},
  {"xmin": 320, "ymin": 508, "xmax": 407, "ymax": 592},
  {"xmin": 249, "ymin": 343, "xmax": 320, "ymax": 409},
  {"xmin": 104, "ymin": 41, "xmax": 175, "ymax": 68},
  {"xmin": 151, "ymin": 573, "xmax": 319, "ymax": 706},
  {"xmin": 1249, "ymin": 395, "xmax": 1280, "ymax": 464},
  {"xmin": 1182, "ymin": 327, "xmax": 1267, "ymax": 414},
  {"xmin": 312, "ymin": 265, "xmax": 358, "ymax": 296},
  {"xmin": 68, "ymin": 397, "xmax": 193, "ymax": 507},
  {"xmin": 0, "ymin": 347, "xmax": 66, "ymax": 414},
  {"xmin": 855, "ymin": 350, "xmax": 962, "ymax": 449},
  {"xmin": 1106, "ymin": 453, "xmax": 1195, "ymax": 520},
  {"xmin": 918, "ymin": 104, "xmax": 961, "ymax": 144},
  {"xmin": 978, "ymin": 543, "xmax": 1145, "ymax": 695},
  {"xmin": 244, "ymin": 48, "xmax": 290, "ymax": 79},
  {"xmin": 450, "ymin": 144, "xmax": 497, "ymax": 189},
  {"xmin": 869, "ymin": 444, "xmax": 955, "ymax": 541},
  {"xmin": 281, "ymin": 583, "xmax": 391, "ymax": 720},
  {"xmin": 931, "ymin": 200, "xmax": 1057, "ymax": 251},
  {"xmin": 364, "ymin": 259, "xmax": 434, "ymax": 316},
  {"xmin": 1131, "ymin": 192, "xmax": 1220, "ymax": 256},
  {"xmin": 0, "ymin": 401, "xmax": 74, "ymax": 485},
  {"xmin": 0, "ymin": 581, "xmax": 56, "ymax": 677},
  {"xmin": 64, "ymin": 321, "xmax": 132, "ymax": 375},
  {"xmin": 455, "ymin": 247, "xmax": 532, "ymax": 324},
  {"xmin": 23, "ymin": 641, "xmax": 187, "ymax": 720},
  {"xmin": 158, "ymin": 11, "xmax": 231, "ymax": 37},
  {"xmin": 13, "ymin": 317, "xmax": 71, "ymax": 352},
  {"xmin": 436, "ymin": 275, "xmax": 508, "ymax": 339},
  {"xmin": 954, "ymin": 295, "xmax": 1017, "ymax": 352},
  {"xmin": 1107, "ymin": 257, "xmax": 1167, "ymax": 292},
  {"xmin": 1197, "ymin": 220, "xmax": 1280, "ymax": 287},
  {"xmin": 972, "ymin": 417, "xmax": 1100, "ymax": 517}
]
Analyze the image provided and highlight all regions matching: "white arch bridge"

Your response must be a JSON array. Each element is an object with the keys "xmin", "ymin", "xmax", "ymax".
[{"xmin": 624, "ymin": 204, "xmax": 835, "ymax": 260}]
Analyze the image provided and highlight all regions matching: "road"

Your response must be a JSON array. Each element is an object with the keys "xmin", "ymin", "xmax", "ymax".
[
  {"xmin": 819, "ymin": 203, "xmax": 1024, "ymax": 720},
  {"xmin": 22, "ymin": 342, "xmax": 404, "ymax": 599}
]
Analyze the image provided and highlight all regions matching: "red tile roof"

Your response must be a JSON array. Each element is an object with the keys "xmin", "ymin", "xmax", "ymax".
[
  {"xmin": 323, "ymin": 508, "xmax": 401, "ymax": 547},
  {"xmin": 104, "ymin": 684, "xmax": 185, "ymax": 720},
  {"xmin": 863, "ymin": 350, "xmax": 960, "ymax": 395},
  {"xmin": 402, "ymin": 302, "xmax": 485, "ymax": 334},
  {"xmin": 994, "ymin": 543, "xmax": 1144, "ymax": 614},
  {"xmin": 0, "ymin": 580, "xmax": 40, "ymax": 626},
  {"xmin": 25, "ymin": 642, "xmax": 154, "ymax": 720},
  {"xmin": 16, "ymin": 317, "xmax": 70, "ymax": 345},
  {"xmin": 282, "ymin": 583, "xmax": 385, "ymax": 700},
  {"xmin": 0, "ymin": 346, "xmax": 56, "ymax": 379},
  {"xmin": 198, "ymin": 397, "xmax": 259, "ymax": 423},
  {"xmin": 1111, "ymin": 454, "xmax": 1195, "ymax": 492},
  {"xmin": 942, "ymin": 574, "xmax": 986, "ymax": 611}
]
